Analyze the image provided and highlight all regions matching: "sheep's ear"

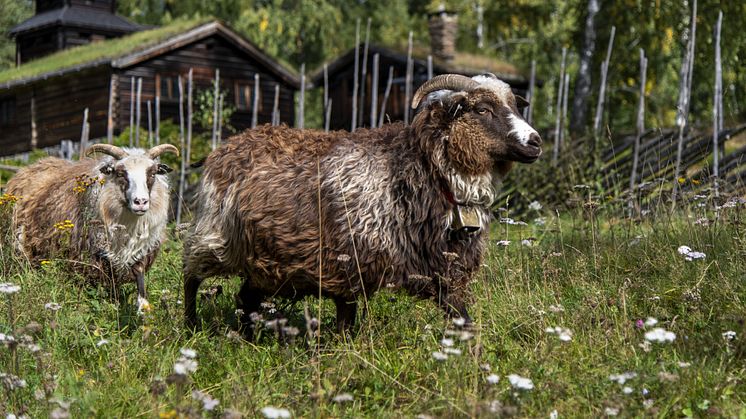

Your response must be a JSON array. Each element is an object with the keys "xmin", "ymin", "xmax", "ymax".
[
  {"xmin": 515, "ymin": 95, "xmax": 530, "ymax": 110},
  {"xmin": 157, "ymin": 163, "xmax": 173, "ymax": 175},
  {"xmin": 99, "ymin": 163, "xmax": 114, "ymax": 176}
]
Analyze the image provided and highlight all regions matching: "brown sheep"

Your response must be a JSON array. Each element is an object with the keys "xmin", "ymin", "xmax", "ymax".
[
  {"xmin": 183, "ymin": 74, "xmax": 542, "ymax": 333},
  {"xmin": 6, "ymin": 144, "xmax": 178, "ymax": 301}
]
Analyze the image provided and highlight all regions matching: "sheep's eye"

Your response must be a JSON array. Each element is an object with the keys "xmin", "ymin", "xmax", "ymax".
[
  {"xmin": 476, "ymin": 107, "xmax": 491, "ymax": 116},
  {"xmin": 116, "ymin": 171, "xmax": 126, "ymax": 178}
]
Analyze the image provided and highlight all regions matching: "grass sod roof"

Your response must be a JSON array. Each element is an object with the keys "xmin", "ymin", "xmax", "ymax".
[
  {"xmin": 0, "ymin": 17, "xmax": 210, "ymax": 87},
  {"xmin": 0, "ymin": 17, "xmax": 302, "ymax": 89}
]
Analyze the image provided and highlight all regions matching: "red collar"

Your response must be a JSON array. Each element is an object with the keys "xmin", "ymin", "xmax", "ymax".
[{"xmin": 440, "ymin": 178, "xmax": 462, "ymax": 206}]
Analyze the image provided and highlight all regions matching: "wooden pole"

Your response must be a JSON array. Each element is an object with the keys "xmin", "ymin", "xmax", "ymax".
[
  {"xmin": 630, "ymin": 49, "xmax": 647, "ymax": 191},
  {"xmin": 561, "ymin": 72, "xmax": 570, "ymax": 146},
  {"xmin": 147, "ymin": 100, "xmax": 153, "ymax": 147},
  {"xmin": 672, "ymin": 0, "xmax": 697, "ymax": 208},
  {"xmin": 552, "ymin": 47, "xmax": 567, "ymax": 165},
  {"xmin": 351, "ymin": 19, "xmax": 360, "ymax": 131},
  {"xmin": 135, "ymin": 77, "xmax": 142, "ymax": 148},
  {"xmin": 252, "ymin": 73, "xmax": 260, "ymax": 128},
  {"xmin": 525, "ymin": 59, "xmax": 536, "ymax": 124},
  {"xmin": 593, "ymin": 26, "xmax": 616, "ymax": 139},
  {"xmin": 211, "ymin": 69, "xmax": 220, "ymax": 150},
  {"xmin": 404, "ymin": 31, "xmax": 413, "ymax": 125},
  {"xmin": 358, "ymin": 17, "xmax": 371, "ymax": 127},
  {"xmin": 298, "ymin": 63, "xmax": 305, "ymax": 129},
  {"xmin": 155, "ymin": 96, "xmax": 160, "ymax": 145},
  {"xmin": 325, "ymin": 99, "xmax": 333, "ymax": 132},
  {"xmin": 176, "ymin": 75, "xmax": 186, "ymax": 225},
  {"xmin": 712, "ymin": 10, "xmax": 723, "ymax": 195},
  {"xmin": 107, "ymin": 76, "xmax": 114, "ymax": 144},
  {"xmin": 379, "ymin": 66, "xmax": 394, "ymax": 128},
  {"xmin": 218, "ymin": 93, "xmax": 224, "ymax": 144},
  {"xmin": 80, "ymin": 108, "xmax": 89, "ymax": 159},
  {"xmin": 272, "ymin": 84, "xmax": 280, "ymax": 126},
  {"xmin": 30, "ymin": 94, "xmax": 37, "ymax": 149},
  {"xmin": 370, "ymin": 53, "xmax": 379, "ymax": 128},
  {"xmin": 427, "ymin": 55, "xmax": 433, "ymax": 80},
  {"xmin": 323, "ymin": 64, "xmax": 330, "ymax": 132},
  {"xmin": 129, "ymin": 77, "xmax": 134, "ymax": 147}
]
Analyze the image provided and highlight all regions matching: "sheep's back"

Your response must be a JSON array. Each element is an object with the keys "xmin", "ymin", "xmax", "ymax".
[{"xmin": 7, "ymin": 157, "xmax": 98, "ymax": 259}]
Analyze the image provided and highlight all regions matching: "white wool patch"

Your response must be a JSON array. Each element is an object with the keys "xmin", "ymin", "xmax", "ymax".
[
  {"xmin": 507, "ymin": 111, "xmax": 539, "ymax": 146},
  {"xmin": 471, "ymin": 75, "xmax": 513, "ymax": 102}
]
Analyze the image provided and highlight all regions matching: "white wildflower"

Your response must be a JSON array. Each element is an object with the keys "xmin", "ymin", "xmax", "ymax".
[
  {"xmin": 608, "ymin": 372, "xmax": 637, "ymax": 385},
  {"xmin": 173, "ymin": 358, "xmax": 198, "ymax": 376},
  {"xmin": 528, "ymin": 201, "xmax": 542, "ymax": 211},
  {"xmin": 507, "ymin": 374, "xmax": 534, "ymax": 390},
  {"xmin": 192, "ymin": 390, "xmax": 219, "ymax": 411},
  {"xmin": 180, "ymin": 348, "xmax": 197, "ymax": 359},
  {"xmin": 96, "ymin": 339, "xmax": 109, "ymax": 347},
  {"xmin": 549, "ymin": 410, "xmax": 559, "ymax": 419},
  {"xmin": 480, "ymin": 363, "xmax": 491, "ymax": 372},
  {"xmin": 677, "ymin": 361, "xmax": 691, "ymax": 368},
  {"xmin": 486, "ymin": 374, "xmax": 500, "ymax": 384},
  {"xmin": 431, "ymin": 351, "xmax": 448, "ymax": 361},
  {"xmin": 677, "ymin": 245, "xmax": 705, "ymax": 261},
  {"xmin": 44, "ymin": 302, "xmax": 62, "ymax": 311},
  {"xmin": 644, "ymin": 317, "xmax": 658, "ymax": 327},
  {"xmin": 443, "ymin": 347, "xmax": 462, "ymax": 356},
  {"xmin": 261, "ymin": 406, "xmax": 291, "ymax": 418},
  {"xmin": 452, "ymin": 317, "xmax": 466, "ymax": 327},
  {"xmin": 0, "ymin": 283, "xmax": 20, "ymax": 294},
  {"xmin": 0, "ymin": 333, "xmax": 15, "ymax": 345},
  {"xmin": 332, "ymin": 393, "xmax": 354, "ymax": 403},
  {"xmin": 440, "ymin": 338, "xmax": 454, "ymax": 347},
  {"xmin": 722, "ymin": 331, "xmax": 736, "ymax": 341},
  {"xmin": 521, "ymin": 239, "xmax": 534, "ymax": 247},
  {"xmin": 459, "ymin": 331, "xmax": 474, "ymax": 341},
  {"xmin": 534, "ymin": 217, "xmax": 546, "ymax": 226},
  {"xmin": 496, "ymin": 240, "xmax": 511, "ymax": 246},
  {"xmin": 622, "ymin": 386, "xmax": 633, "ymax": 395},
  {"xmin": 548, "ymin": 304, "xmax": 564, "ymax": 313},
  {"xmin": 545, "ymin": 326, "xmax": 573, "ymax": 342},
  {"xmin": 499, "ymin": 218, "xmax": 527, "ymax": 226},
  {"xmin": 604, "ymin": 407, "xmax": 619, "ymax": 416},
  {"xmin": 645, "ymin": 327, "xmax": 676, "ymax": 343}
]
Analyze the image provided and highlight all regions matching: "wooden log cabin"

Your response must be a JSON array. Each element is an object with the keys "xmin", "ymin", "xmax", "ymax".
[
  {"xmin": 0, "ymin": 8, "xmax": 299, "ymax": 157},
  {"xmin": 312, "ymin": 9, "xmax": 530, "ymax": 131}
]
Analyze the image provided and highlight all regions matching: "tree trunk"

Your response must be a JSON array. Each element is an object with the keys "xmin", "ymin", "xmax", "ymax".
[{"xmin": 570, "ymin": 0, "xmax": 600, "ymax": 138}]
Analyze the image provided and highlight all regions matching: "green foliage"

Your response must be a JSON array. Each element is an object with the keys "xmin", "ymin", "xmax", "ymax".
[
  {"xmin": 0, "ymin": 0, "xmax": 32, "ymax": 71},
  {"xmin": 194, "ymin": 87, "xmax": 235, "ymax": 133}
]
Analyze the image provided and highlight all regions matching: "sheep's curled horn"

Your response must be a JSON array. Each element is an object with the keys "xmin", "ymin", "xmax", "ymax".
[
  {"xmin": 85, "ymin": 144, "xmax": 179, "ymax": 159},
  {"xmin": 147, "ymin": 144, "xmax": 179, "ymax": 158},
  {"xmin": 411, "ymin": 74, "xmax": 480, "ymax": 109}
]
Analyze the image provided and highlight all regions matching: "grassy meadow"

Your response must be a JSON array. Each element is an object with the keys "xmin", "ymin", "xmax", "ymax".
[{"xmin": 1, "ymin": 192, "xmax": 745, "ymax": 418}]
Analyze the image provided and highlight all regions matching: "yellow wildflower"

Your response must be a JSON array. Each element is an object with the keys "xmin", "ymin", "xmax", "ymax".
[
  {"xmin": 259, "ymin": 16, "xmax": 269, "ymax": 32},
  {"xmin": 159, "ymin": 410, "xmax": 178, "ymax": 419}
]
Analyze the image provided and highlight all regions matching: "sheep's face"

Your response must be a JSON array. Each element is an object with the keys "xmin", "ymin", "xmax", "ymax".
[
  {"xmin": 99, "ymin": 155, "xmax": 172, "ymax": 216},
  {"xmin": 418, "ymin": 75, "xmax": 542, "ymax": 177}
]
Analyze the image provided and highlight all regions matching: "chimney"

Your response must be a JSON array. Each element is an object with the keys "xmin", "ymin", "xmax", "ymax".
[{"xmin": 428, "ymin": 6, "xmax": 458, "ymax": 62}]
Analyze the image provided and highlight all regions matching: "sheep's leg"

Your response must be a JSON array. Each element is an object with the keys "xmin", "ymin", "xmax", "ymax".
[
  {"xmin": 135, "ymin": 270, "xmax": 146, "ymax": 299},
  {"xmin": 440, "ymin": 298, "xmax": 473, "ymax": 326},
  {"xmin": 334, "ymin": 298, "xmax": 357, "ymax": 334},
  {"xmin": 235, "ymin": 280, "xmax": 265, "ymax": 338},
  {"xmin": 184, "ymin": 271, "xmax": 203, "ymax": 330}
]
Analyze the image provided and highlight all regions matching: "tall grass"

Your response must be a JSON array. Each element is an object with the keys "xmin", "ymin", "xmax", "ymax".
[{"xmin": 0, "ymin": 190, "xmax": 745, "ymax": 417}]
